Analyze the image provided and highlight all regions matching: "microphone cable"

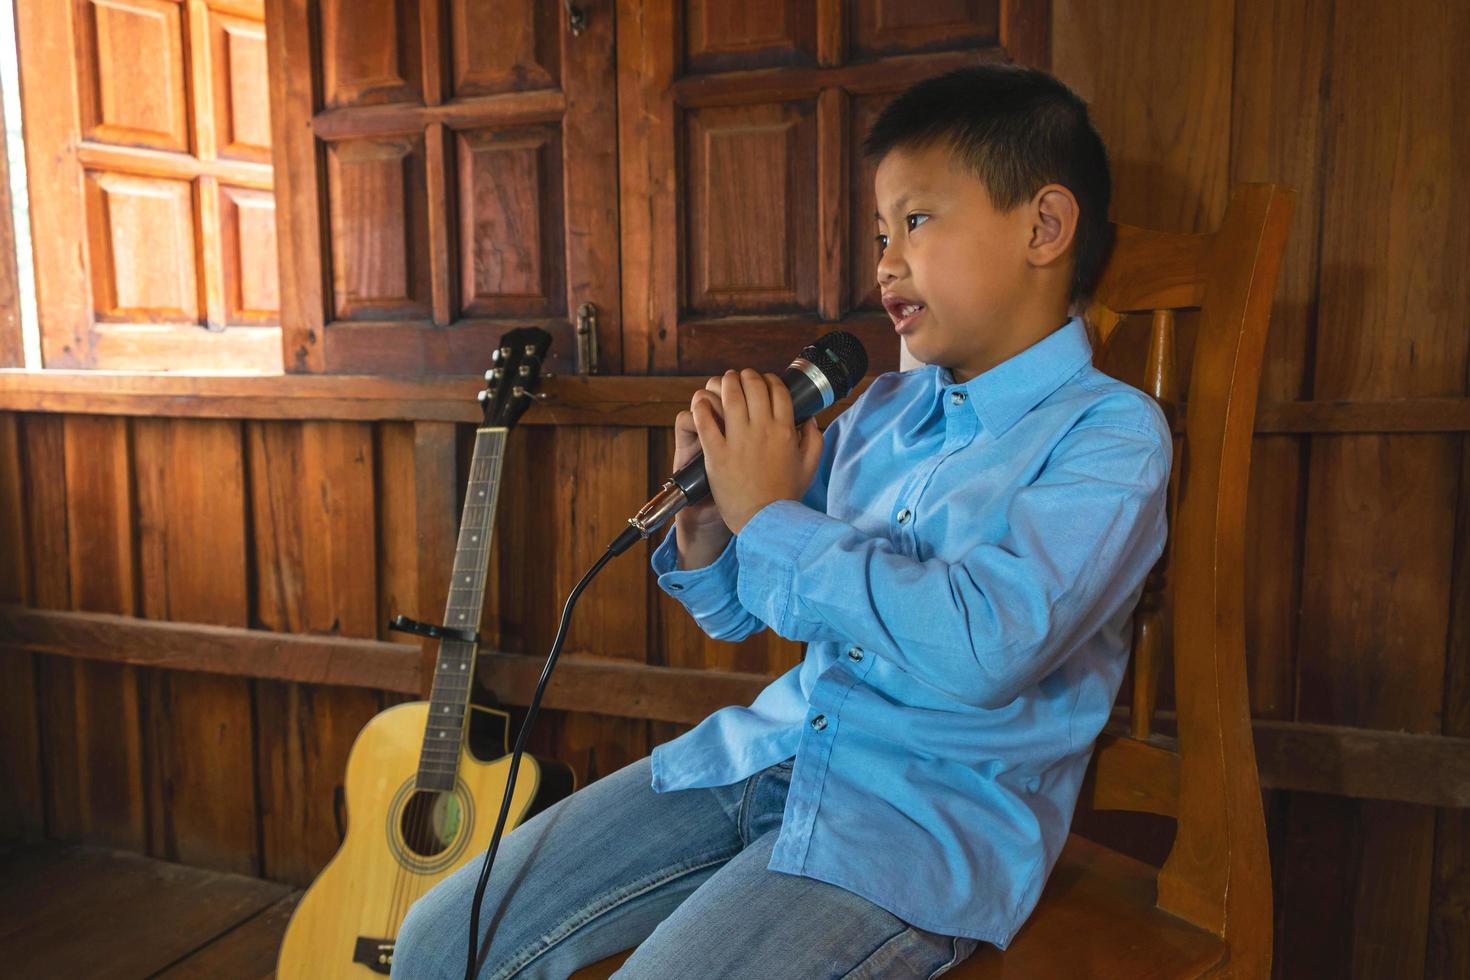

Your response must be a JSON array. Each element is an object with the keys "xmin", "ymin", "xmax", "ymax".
[{"xmin": 463, "ymin": 524, "xmax": 643, "ymax": 980}]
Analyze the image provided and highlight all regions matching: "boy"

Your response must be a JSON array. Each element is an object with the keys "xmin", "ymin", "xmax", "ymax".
[{"xmin": 394, "ymin": 64, "xmax": 1171, "ymax": 979}]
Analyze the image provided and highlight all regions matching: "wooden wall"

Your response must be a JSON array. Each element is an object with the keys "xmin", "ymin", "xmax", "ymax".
[{"xmin": 1051, "ymin": 0, "xmax": 1469, "ymax": 977}]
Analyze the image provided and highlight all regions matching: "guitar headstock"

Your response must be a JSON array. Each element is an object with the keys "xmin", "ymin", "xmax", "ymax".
[{"xmin": 478, "ymin": 327, "xmax": 553, "ymax": 427}]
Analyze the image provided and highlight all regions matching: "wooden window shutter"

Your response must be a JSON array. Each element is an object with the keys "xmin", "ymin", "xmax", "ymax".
[{"xmin": 17, "ymin": 0, "xmax": 281, "ymax": 371}]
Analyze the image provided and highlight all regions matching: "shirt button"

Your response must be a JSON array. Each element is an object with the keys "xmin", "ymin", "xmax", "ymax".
[
  {"xmin": 811, "ymin": 714, "xmax": 827, "ymax": 731},
  {"xmin": 669, "ymin": 582, "xmax": 684, "ymax": 591},
  {"xmin": 896, "ymin": 508, "xmax": 912, "ymax": 525},
  {"xmin": 847, "ymin": 647, "xmax": 864, "ymax": 662},
  {"xmin": 950, "ymin": 390, "xmax": 967, "ymax": 405}
]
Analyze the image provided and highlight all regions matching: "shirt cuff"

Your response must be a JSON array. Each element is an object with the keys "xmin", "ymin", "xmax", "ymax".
[
  {"xmin": 650, "ymin": 525, "xmax": 751, "ymax": 629},
  {"xmin": 734, "ymin": 499, "xmax": 830, "ymax": 636}
]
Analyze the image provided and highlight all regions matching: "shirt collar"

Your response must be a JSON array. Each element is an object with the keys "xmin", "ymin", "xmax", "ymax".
[{"xmin": 932, "ymin": 316, "xmax": 1094, "ymax": 437}]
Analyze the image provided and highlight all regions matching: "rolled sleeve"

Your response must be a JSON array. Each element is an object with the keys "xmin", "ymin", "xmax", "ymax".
[
  {"xmin": 733, "ymin": 499, "xmax": 832, "ymax": 637},
  {"xmin": 651, "ymin": 526, "xmax": 765, "ymax": 641}
]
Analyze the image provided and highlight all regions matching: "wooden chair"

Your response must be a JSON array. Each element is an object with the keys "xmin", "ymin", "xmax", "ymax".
[{"xmin": 573, "ymin": 182, "xmax": 1295, "ymax": 979}]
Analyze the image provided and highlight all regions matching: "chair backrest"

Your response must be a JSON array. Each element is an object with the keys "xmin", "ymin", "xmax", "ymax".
[{"xmin": 1079, "ymin": 183, "xmax": 1294, "ymax": 975}]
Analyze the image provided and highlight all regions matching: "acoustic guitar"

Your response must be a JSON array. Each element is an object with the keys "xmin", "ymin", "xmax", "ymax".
[{"xmin": 277, "ymin": 328, "xmax": 576, "ymax": 977}]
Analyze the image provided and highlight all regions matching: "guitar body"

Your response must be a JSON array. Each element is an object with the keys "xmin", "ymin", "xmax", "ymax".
[{"xmin": 277, "ymin": 701, "xmax": 576, "ymax": 977}]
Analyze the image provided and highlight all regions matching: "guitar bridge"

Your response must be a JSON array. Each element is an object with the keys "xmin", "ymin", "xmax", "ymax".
[{"xmin": 353, "ymin": 937, "xmax": 394, "ymax": 975}]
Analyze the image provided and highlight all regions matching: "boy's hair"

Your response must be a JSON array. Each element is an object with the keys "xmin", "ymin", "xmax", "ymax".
[{"xmin": 861, "ymin": 64, "xmax": 1113, "ymax": 308}]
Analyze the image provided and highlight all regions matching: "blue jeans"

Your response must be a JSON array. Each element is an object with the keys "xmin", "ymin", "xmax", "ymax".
[{"xmin": 393, "ymin": 754, "xmax": 981, "ymax": 979}]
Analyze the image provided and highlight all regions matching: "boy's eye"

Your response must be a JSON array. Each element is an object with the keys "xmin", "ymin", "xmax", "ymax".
[
  {"xmin": 906, "ymin": 213, "xmax": 928, "ymax": 231},
  {"xmin": 875, "ymin": 234, "xmax": 888, "ymax": 255}
]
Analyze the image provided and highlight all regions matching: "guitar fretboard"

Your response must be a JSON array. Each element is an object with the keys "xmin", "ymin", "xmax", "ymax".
[{"xmin": 416, "ymin": 427, "xmax": 506, "ymax": 793}]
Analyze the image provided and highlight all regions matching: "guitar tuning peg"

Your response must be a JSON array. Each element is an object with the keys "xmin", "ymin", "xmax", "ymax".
[
  {"xmin": 477, "ymin": 389, "xmax": 489, "ymax": 402},
  {"xmin": 484, "ymin": 369, "xmax": 495, "ymax": 383},
  {"xmin": 518, "ymin": 364, "xmax": 531, "ymax": 377}
]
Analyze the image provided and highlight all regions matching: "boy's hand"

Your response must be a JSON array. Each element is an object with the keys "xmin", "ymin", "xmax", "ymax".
[
  {"xmin": 672, "ymin": 377, "xmax": 729, "ymax": 534},
  {"xmin": 692, "ymin": 369, "xmax": 823, "ymax": 534}
]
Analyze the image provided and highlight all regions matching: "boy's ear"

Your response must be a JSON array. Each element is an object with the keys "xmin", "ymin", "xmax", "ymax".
[{"xmin": 1025, "ymin": 184, "xmax": 1079, "ymax": 269}]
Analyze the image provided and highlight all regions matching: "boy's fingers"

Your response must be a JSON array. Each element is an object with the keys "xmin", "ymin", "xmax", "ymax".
[
  {"xmin": 767, "ymin": 373, "xmax": 794, "ymax": 428},
  {"xmin": 720, "ymin": 370, "xmax": 748, "ymax": 436},
  {"xmin": 690, "ymin": 395, "xmax": 726, "ymax": 450},
  {"xmin": 739, "ymin": 368, "xmax": 770, "ymax": 421},
  {"xmin": 691, "ymin": 388, "xmax": 724, "ymax": 421},
  {"xmin": 800, "ymin": 417, "xmax": 823, "ymax": 465}
]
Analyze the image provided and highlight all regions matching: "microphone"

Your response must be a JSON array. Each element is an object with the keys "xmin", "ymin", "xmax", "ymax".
[{"xmin": 608, "ymin": 331, "xmax": 868, "ymax": 556}]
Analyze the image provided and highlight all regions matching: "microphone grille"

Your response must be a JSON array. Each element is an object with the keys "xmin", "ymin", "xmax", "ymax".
[{"xmin": 804, "ymin": 331, "xmax": 869, "ymax": 399}]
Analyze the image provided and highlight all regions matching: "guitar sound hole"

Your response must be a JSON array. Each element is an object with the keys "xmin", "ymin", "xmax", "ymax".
[{"xmin": 399, "ymin": 790, "xmax": 463, "ymax": 858}]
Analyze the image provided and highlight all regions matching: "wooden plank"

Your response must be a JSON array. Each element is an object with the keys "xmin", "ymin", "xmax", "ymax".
[
  {"xmin": 0, "ymin": 92, "xmax": 22, "ymax": 367},
  {"xmin": 133, "ymin": 418, "xmax": 258, "ymax": 875},
  {"xmin": 154, "ymin": 891, "xmax": 303, "ymax": 979},
  {"xmin": 0, "ymin": 415, "xmax": 41, "ymax": 837},
  {"xmin": 264, "ymin": 0, "xmax": 326, "ymax": 372},
  {"xmin": 309, "ymin": 88, "xmax": 567, "ymax": 141},
  {"xmin": 1000, "ymin": 0, "xmax": 1049, "ymax": 69},
  {"xmin": 6, "ymin": 597, "xmax": 1470, "ymax": 809},
  {"xmin": 3, "ymin": 369, "xmax": 1470, "ymax": 432},
  {"xmin": 0, "ymin": 840, "xmax": 289, "ymax": 979},
  {"xmin": 412, "ymin": 420, "xmax": 458, "ymax": 693},
  {"xmin": 615, "ymin": 0, "xmax": 679, "ymax": 373},
  {"xmin": 15, "ymin": 0, "xmax": 89, "ymax": 366},
  {"xmin": 424, "ymin": 123, "xmax": 453, "ymax": 326},
  {"xmin": 529, "ymin": 426, "xmax": 654, "ymax": 783},
  {"xmin": 37, "ymin": 416, "xmax": 147, "ymax": 851},
  {"xmin": 0, "ymin": 607, "xmax": 420, "ymax": 692},
  {"xmin": 251, "ymin": 420, "xmax": 383, "ymax": 886},
  {"xmin": 1284, "ymin": 0, "xmax": 1470, "ymax": 974},
  {"xmin": 1428, "ymin": 434, "xmax": 1470, "ymax": 980},
  {"xmin": 561, "ymin": 0, "xmax": 624, "ymax": 372},
  {"xmin": 1052, "ymin": 0, "xmax": 1233, "ymax": 234},
  {"xmin": 1230, "ymin": 0, "xmax": 1332, "ymax": 728},
  {"xmin": 816, "ymin": 87, "xmax": 847, "ymax": 323}
]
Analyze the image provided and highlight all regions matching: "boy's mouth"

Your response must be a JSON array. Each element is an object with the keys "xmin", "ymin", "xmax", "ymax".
[{"xmin": 882, "ymin": 293, "xmax": 926, "ymax": 334}]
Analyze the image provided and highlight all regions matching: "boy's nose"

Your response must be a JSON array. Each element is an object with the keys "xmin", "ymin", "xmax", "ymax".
[{"xmin": 876, "ymin": 246, "xmax": 906, "ymax": 285}]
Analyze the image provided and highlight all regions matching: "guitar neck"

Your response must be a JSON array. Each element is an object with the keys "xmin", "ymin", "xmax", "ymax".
[{"xmin": 416, "ymin": 426, "xmax": 507, "ymax": 792}]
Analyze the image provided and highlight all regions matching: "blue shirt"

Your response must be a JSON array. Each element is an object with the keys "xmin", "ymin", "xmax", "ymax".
[{"xmin": 647, "ymin": 315, "xmax": 1172, "ymax": 947}]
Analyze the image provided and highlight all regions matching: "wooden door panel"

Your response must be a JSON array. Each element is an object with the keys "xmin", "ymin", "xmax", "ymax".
[
  {"xmin": 318, "ymin": 0, "xmax": 423, "ymax": 109},
  {"xmin": 683, "ymin": 1, "xmax": 819, "ymax": 73},
  {"xmin": 325, "ymin": 135, "xmax": 432, "ymax": 320},
  {"xmin": 270, "ymin": 0, "xmax": 621, "ymax": 375},
  {"xmin": 84, "ymin": 171, "xmax": 200, "ymax": 322},
  {"xmin": 448, "ymin": 0, "xmax": 559, "ymax": 96},
  {"xmin": 76, "ymin": 0, "xmax": 190, "ymax": 152},
  {"xmin": 849, "ymin": 0, "xmax": 1000, "ymax": 61},
  {"xmin": 619, "ymin": 0, "xmax": 1045, "ymax": 375},
  {"xmin": 684, "ymin": 100, "xmax": 819, "ymax": 317},
  {"xmin": 218, "ymin": 184, "xmax": 280, "ymax": 322},
  {"xmin": 21, "ymin": 0, "xmax": 280, "ymax": 370},
  {"xmin": 208, "ymin": 9, "xmax": 273, "ymax": 162},
  {"xmin": 455, "ymin": 126, "xmax": 567, "ymax": 319},
  {"xmin": 847, "ymin": 92, "xmax": 895, "ymax": 313}
]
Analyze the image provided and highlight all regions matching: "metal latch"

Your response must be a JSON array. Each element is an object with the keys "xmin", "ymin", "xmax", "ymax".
[{"xmin": 575, "ymin": 302, "xmax": 599, "ymax": 375}]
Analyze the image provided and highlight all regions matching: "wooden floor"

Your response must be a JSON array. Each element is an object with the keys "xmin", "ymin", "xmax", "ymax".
[{"xmin": 0, "ymin": 838, "xmax": 302, "ymax": 979}]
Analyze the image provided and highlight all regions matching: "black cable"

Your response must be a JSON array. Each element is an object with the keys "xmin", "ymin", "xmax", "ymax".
[{"xmin": 463, "ymin": 525, "xmax": 643, "ymax": 980}]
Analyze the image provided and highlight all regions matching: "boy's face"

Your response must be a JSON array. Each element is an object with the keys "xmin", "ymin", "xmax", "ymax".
[{"xmin": 873, "ymin": 141, "xmax": 1047, "ymax": 382}]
